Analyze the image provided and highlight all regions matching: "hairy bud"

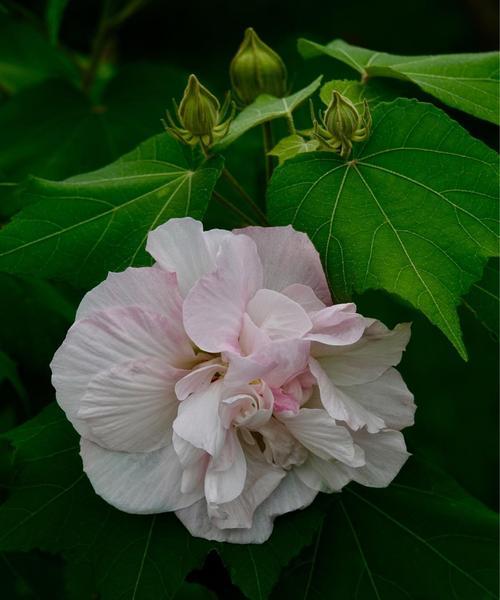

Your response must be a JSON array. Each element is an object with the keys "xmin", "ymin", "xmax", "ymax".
[{"xmin": 230, "ymin": 28, "xmax": 287, "ymax": 105}]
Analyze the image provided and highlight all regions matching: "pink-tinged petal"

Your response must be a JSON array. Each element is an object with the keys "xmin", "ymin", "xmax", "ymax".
[
  {"xmin": 312, "ymin": 322, "xmax": 411, "ymax": 385},
  {"xmin": 220, "ymin": 390, "xmax": 273, "ymax": 429},
  {"xmin": 279, "ymin": 408, "xmax": 364, "ymax": 466},
  {"xmin": 205, "ymin": 429, "xmax": 247, "ymax": 504},
  {"xmin": 296, "ymin": 454, "xmax": 351, "ymax": 492},
  {"xmin": 246, "ymin": 289, "xmax": 312, "ymax": 341},
  {"xmin": 272, "ymin": 388, "xmax": 300, "ymax": 414},
  {"xmin": 306, "ymin": 304, "xmax": 366, "ymax": 346},
  {"xmin": 173, "ymin": 380, "xmax": 226, "ymax": 456},
  {"xmin": 238, "ymin": 312, "xmax": 272, "ymax": 355},
  {"xmin": 146, "ymin": 218, "xmax": 231, "ymax": 297},
  {"xmin": 183, "ymin": 235, "xmax": 263, "ymax": 353},
  {"xmin": 175, "ymin": 359, "xmax": 225, "ymax": 401},
  {"xmin": 309, "ymin": 357, "xmax": 385, "ymax": 433},
  {"xmin": 51, "ymin": 305, "xmax": 194, "ymax": 439},
  {"xmin": 80, "ymin": 438, "xmax": 202, "ymax": 513},
  {"xmin": 334, "ymin": 368, "xmax": 415, "ymax": 433},
  {"xmin": 236, "ymin": 226, "xmax": 332, "ymax": 304},
  {"xmin": 282, "ymin": 283, "xmax": 326, "ymax": 312},
  {"xmin": 76, "ymin": 266, "xmax": 179, "ymax": 320},
  {"xmin": 340, "ymin": 429, "xmax": 410, "ymax": 488},
  {"xmin": 78, "ymin": 358, "xmax": 184, "ymax": 453},
  {"xmin": 172, "ymin": 432, "xmax": 209, "ymax": 495}
]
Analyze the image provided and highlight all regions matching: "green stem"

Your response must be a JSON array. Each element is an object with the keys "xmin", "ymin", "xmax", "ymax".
[
  {"xmin": 285, "ymin": 112, "xmax": 297, "ymax": 135},
  {"xmin": 222, "ymin": 168, "xmax": 268, "ymax": 224},
  {"xmin": 212, "ymin": 191, "xmax": 258, "ymax": 226},
  {"xmin": 262, "ymin": 121, "xmax": 274, "ymax": 182}
]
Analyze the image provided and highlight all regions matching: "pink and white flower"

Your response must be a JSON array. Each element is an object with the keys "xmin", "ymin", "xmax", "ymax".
[{"xmin": 51, "ymin": 218, "xmax": 415, "ymax": 543}]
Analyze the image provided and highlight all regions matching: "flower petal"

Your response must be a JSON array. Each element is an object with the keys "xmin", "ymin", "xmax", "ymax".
[
  {"xmin": 183, "ymin": 234, "xmax": 263, "ymax": 353},
  {"xmin": 175, "ymin": 360, "xmax": 224, "ymax": 401},
  {"xmin": 282, "ymin": 283, "xmax": 326, "ymax": 312},
  {"xmin": 279, "ymin": 408, "xmax": 364, "ymax": 466},
  {"xmin": 76, "ymin": 266, "xmax": 180, "ymax": 320},
  {"xmin": 246, "ymin": 289, "xmax": 312, "ymax": 341},
  {"xmin": 173, "ymin": 380, "xmax": 226, "ymax": 456},
  {"xmin": 78, "ymin": 358, "xmax": 183, "ymax": 452},
  {"xmin": 146, "ymin": 217, "xmax": 231, "ymax": 297},
  {"xmin": 340, "ymin": 429, "xmax": 410, "ymax": 487},
  {"xmin": 313, "ymin": 321, "xmax": 411, "ymax": 385},
  {"xmin": 204, "ymin": 429, "xmax": 247, "ymax": 504},
  {"xmin": 51, "ymin": 305, "xmax": 194, "ymax": 439},
  {"xmin": 236, "ymin": 226, "xmax": 332, "ymax": 304},
  {"xmin": 306, "ymin": 303, "xmax": 366, "ymax": 346},
  {"xmin": 296, "ymin": 454, "xmax": 351, "ymax": 492},
  {"xmin": 80, "ymin": 438, "xmax": 202, "ymax": 513}
]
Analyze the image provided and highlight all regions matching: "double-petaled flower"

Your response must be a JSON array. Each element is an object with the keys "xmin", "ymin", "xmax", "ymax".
[{"xmin": 51, "ymin": 218, "xmax": 415, "ymax": 543}]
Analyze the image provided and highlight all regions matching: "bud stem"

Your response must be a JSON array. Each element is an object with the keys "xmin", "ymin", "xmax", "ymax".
[
  {"xmin": 285, "ymin": 113, "xmax": 297, "ymax": 135},
  {"xmin": 212, "ymin": 191, "xmax": 259, "ymax": 226},
  {"xmin": 262, "ymin": 122, "xmax": 274, "ymax": 182},
  {"xmin": 222, "ymin": 168, "xmax": 268, "ymax": 225}
]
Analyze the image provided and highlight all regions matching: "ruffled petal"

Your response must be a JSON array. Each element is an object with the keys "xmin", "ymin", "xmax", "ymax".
[
  {"xmin": 341, "ymin": 429, "xmax": 410, "ymax": 487},
  {"xmin": 173, "ymin": 380, "xmax": 226, "ymax": 456},
  {"xmin": 175, "ymin": 359, "xmax": 224, "ymax": 401},
  {"xmin": 51, "ymin": 305, "xmax": 194, "ymax": 439},
  {"xmin": 204, "ymin": 429, "xmax": 247, "ymax": 504},
  {"xmin": 246, "ymin": 289, "xmax": 312, "ymax": 341},
  {"xmin": 279, "ymin": 408, "xmax": 364, "ymax": 466},
  {"xmin": 80, "ymin": 439, "xmax": 202, "ymax": 513},
  {"xmin": 183, "ymin": 234, "xmax": 263, "ymax": 352},
  {"xmin": 236, "ymin": 226, "xmax": 332, "ymax": 304},
  {"xmin": 146, "ymin": 217, "xmax": 231, "ymax": 297},
  {"xmin": 281, "ymin": 283, "xmax": 326, "ymax": 312},
  {"xmin": 306, "ymin": 303, "xmax": 366, "ymax": 346},
  {"xmin": 78, "ymin": 357, "xmax": 184, "ymax": 452},
  {"xmin": 313, "ymin": 321, "xmax": 411, "ymax": 385},
  {"xmin": 296, "ymin": 454, "xmax": 351, "ymax": 492},
  {"xmin": 76, "ymin": 266, "xmax": 180, "ymax": 320}
]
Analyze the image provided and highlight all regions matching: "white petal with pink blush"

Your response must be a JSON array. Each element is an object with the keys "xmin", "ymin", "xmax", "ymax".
[{"xmin": 51, "ymin": 218, "xmax": 415, "ymax": 544}]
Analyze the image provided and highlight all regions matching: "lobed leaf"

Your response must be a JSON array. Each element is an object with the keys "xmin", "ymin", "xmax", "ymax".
[{"xmin": 268, "ymin": 98, "xmax": 499, "ymax": 359}]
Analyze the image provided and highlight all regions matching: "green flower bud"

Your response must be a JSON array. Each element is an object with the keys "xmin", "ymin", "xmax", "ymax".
[
  {"xmin": 230, "ymin": 28, "xmax": 287, "ymax": 105},
  {"xmin": 323, "ymin": 91, "xmax": 360, "ymax": 142},
  {"xmin": 178, "ymin": 74, "xmax": 220, "ymax": 136}
]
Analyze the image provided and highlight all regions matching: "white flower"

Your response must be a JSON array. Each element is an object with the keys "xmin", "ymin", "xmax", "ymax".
[{"xmin": 51, "ymin": 218, "xmax": 415, "ymax": 543}]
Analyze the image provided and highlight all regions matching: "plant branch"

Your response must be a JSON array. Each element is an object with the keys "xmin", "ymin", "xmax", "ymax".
[
  {"xmin": 212, "ymin": 191, "xmax": 259, "ymax": 226},
  {"xmin": 222, "ymin": 168, "xmax": 268, "ymax": 224}
]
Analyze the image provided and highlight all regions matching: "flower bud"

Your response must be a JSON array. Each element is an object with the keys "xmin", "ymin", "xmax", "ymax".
[
  {"xmin": 230, "ymin": 28, "xmax": 287, "ymax": 105},
  {"xmin": 323, "ymin": 91, "xmax": 361, "ymax": 142},
  {"xmin": 178, "ymin": 74, "xmax": 220, "ymax": 136}
]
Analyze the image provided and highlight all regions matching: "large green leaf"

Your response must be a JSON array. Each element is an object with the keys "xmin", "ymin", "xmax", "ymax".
[
  {"xmin": 463, "ymin": 257, "xmax": 499, "ymax": 338},
  {"xmin": 0, "ymin": 134, "xmax": 223, "ymax": 288},
  {"xmin": 46, "ymin": 0, "xmax": 70, "ymax": 45},
  {"xmin": 0, "ymin": 15, "xmax": 77, "ymax": 93},
  {"xmin": 272, "ymin": 458, "xmax": 499, "ymax": 599},
  {"xmin": 213, "ymin": 77, "xmax": 322, "ymax": 151},
  {"xmin": 299, "ymin": 38, "xmax": 500, "ymax": 124},
  {"xmin": 0, "ymin": 63, "xmax": 188, "ymax": 185},
  {"xmin": 268, "ymin": 99, "xmax": 499, "ymax": 359},
  {"xmin": 0, "ymin": 403, "xmax": 211, "ymax": 600}
]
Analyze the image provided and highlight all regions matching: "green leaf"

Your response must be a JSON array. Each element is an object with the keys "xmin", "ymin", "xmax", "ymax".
[
  {"xmin": 0, "ymin": 351, "xmax": 27, "ymax": 405},
  {"xmin": 46, "ymin": 0, "xmax": 69, "ymax": 45},
  {"xmin": 0, "ymin": 403, "xmax": 211, "ymax": 600},
  {"xmin": 0, "ymin": 15, "xmax": 77, "ymax": 93},
  {"xmin": 299, "ymin": 38, "xmax": 500, "ymax": 124},
  {"xmin": 0, "ymin": 134, "xmax": 223, "ymax": 288},
  {"xmin": 213, "ymin": 77, "xmax": 323, "ymax": 151},
  {"xmin": 219, "ymin": 497, "xmax": 328, "ymax": 600},
  {"xmin": 268, "ymin": 135, "xmax": 319, "ymax": 165},
  {"xmin": 463, "ymin": 257, "xmax": 499, "ymax": 338},
  {"xmin": 0, "ymin": 63, "xmax": 189, "ymax": 185},
  {"xmin": 267, "ymin": 99, "xmax": 499, "ymax": 359},
  {"xmin": 272, "ymin": 458, "xmax": 499, "ymax": 599},
  {"xmin": 320, "ymin": 79, "xmax": 402, "ymax": 108}
]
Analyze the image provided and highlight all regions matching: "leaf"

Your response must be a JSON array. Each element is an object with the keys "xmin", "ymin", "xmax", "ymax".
[
  {"xmin": 0, "ymin": 134, "xmax": 223, "ymax": 288},
  {"xmin": 0, "ymin": 63, "xmax": 189, "ymax": 185},
  {"xmin": 272, "ymin": 458, "xmax": 499, "ymax": 599},
  {"xmin": 213, "ymin": 77, "xmax": 323, "ymax": 151},
  {"xmin": 0, "ymin": 15, "xmax": 77, "ymax": 93},
  {"xmin": 268, "ymin": 99, "xmax": 499, "ymax": 360},
  {"xmin": 463, "ymin": 257, "xmax": 499, "ymax": 338},
  {"xmin": 219, "ymin": 497, "xmax": 328, "ymax": 600},
  {"xmin": 0, "ymin": 403, "xmax": 211, "ymax": 600},
  {"xmin": 268, "ymin": 135, "xmax": 319, "ymax": 165},
  {"xmin": 299, "ymin": 38, "xmax": 500, "ymax": 124},
  {"xmin": 46, "ymin": 0, "xmax": 69, "ymax": 45},
  {"xmin": 320, "ymin": 79, "xmax": 402, "ymax": 107}
]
